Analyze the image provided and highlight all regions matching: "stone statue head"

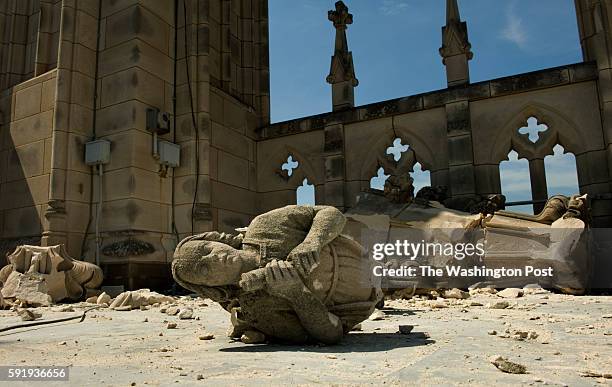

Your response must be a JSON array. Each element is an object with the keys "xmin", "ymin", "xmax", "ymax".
[{"xmin": 172, "ymin": 238, "xmax": 259, "ymax": 304}]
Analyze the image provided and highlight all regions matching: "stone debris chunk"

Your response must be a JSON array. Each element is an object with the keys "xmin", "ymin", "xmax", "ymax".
[
  {"xmin": 166, "ymin": 307, "xmax": 180, "ymax": 316},
  {"xmin": 178, "ymin": 308, "xmax": 193, "ymax": 320},
  {"xmin": 488, "ymin": 301, "xmax": 510, "ymax": 309},
  {"xmin": 109, "ymin": 289, "xmax": 174, "ymax": 310},
  {"xmin": 97, "ymin": 292, "xmax": 111, "ymax": 305},
  {"xmin": 469, "ymin": 287, "xmax": 497, "ymax": 296},
  {"xmin": 398, "ymin": 325, "xmax": 413, "ymax": 334},
  {"xmin": 2, "ymin": 272, "xmax": 53, "ymax": 307},
  {"xmin": 443, "ymin": 288, "xmax": 469, "ymax": 299},
  {"xmin": 198, "ymin": 334, "xmax": 214, "ymax": 340},
  {"xmin": 17, "ymin": 308, "xmax": 42, "ymax": 321},
  {"xmin": 489, "ymin": 355, "xmax": 527, "ymax": 374},
  {"xmin": 496, "ymin": 288, "xmax": 524, "ymax": 298},
  {"xmin": 487, "ymin": 330, "xmax": 497, "ymax": 335},
  {"xmin": 240, "ymin": 330, "xmax": 266, "ymax": 344},
  {"xmin": 166, "ymin": 322, "xmax": 177, "ymax": 329},
  {"xmin": 368, "ymin": 310, "xmax": 386, "ymax": 321},
  {"xmin": 429, "ymin": 301, "xmax": 448, "ymax": 309},
  {"xmin": 86, "ymin": 296, "xmax": 98, "ymax": 304},
  {"xmin": 579, "ymin": 370, "xmax": 612, "ymax": 379}
]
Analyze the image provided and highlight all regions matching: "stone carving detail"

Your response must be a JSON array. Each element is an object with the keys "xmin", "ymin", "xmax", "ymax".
[
  {"xmin": 172, "ymin": 206, "xmax": 381, "ymax": 344},
  {"xmin": 326, "ymin": 1, "xmax": 358, "ymax": 86},
  {"xmin": 44, "ymin": 199, "xmax": 66, "ymax": 217},
  {"xmin": 102, "ymin": 239, "xmax": 155, "ymax": 257},
  {"xmin": 326, "ymin": 1, "xmax": 358, "ymax": 110},
  {"xmin": 497, "ymin": 194, "xmax": 589, "ymax": 225},
  {"xmin": 439, "ymin": 0, "xmax": 473, "ymax": 63},
  {"xmin": 0, "ymin": 245, "xmax": 103, "ymax": 305}
]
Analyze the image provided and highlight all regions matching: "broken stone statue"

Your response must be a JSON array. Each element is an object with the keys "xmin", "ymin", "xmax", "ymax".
[
  {"xmin": 345, "ymin": 190, "xmax": 591, "ymax": 293},
  {"xmin": 0, "ymin": 245, "xmax": 103, "ymax": 306},
  {"xmin": 172, "ymin": 205, "xmax": 382, "ymax": 345}
]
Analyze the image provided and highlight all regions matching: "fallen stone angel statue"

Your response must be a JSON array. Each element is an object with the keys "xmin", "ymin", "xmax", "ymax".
[{"xmin": 172, "ymin": 205, "xmax": 382, "ymax": 345}]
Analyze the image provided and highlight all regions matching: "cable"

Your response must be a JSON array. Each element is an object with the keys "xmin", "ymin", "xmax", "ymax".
[
  {"xmin": 171, "ymin": 0, "xmax": 180, "ymax": 243},
  {"xmin": 183, "ymin": 0, "xmax": 200, "ymax": 236},
  {"xmin": 0, "ymin": 306, "xmax": 101, "ymax": 333},
  {"xmin": 80, "ymin": 0, "xmax": 103, "ymax": 259}
]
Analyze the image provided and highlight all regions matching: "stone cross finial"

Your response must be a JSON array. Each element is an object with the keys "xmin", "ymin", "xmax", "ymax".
[
  {"xmin": 326, "ymin": 1, "xmax": 358, "ymax": 111},
  {"xmin": 440, "ymin": 0, "xmax": 473, "ymax": 86},
  {"xmin": 328, "ymin": 1, "xmax": 353, "ymax": 31}
]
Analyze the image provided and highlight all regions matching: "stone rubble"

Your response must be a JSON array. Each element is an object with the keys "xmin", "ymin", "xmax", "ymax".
[{"xmin": 489, "ymin": 355, "xmax": 527, "ymax": 374}]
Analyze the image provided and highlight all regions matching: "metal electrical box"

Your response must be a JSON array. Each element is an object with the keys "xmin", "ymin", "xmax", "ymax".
[
  {"xmin": 158, "ymin": 140, "xmax": 180, "ymax": 168},
  {"xmin": 85, "ymin": 140, "xmax": 111, "ymax": 166}
]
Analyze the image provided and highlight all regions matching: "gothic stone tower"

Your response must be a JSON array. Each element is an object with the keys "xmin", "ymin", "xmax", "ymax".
[{"xmin": 0, "ymin": 0, "xmax": 270, "ymax": 289}]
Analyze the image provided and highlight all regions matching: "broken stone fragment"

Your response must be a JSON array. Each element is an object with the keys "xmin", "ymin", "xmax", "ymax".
[
  {"xmin": 496, "ymin": 288, "xmax": 524, "ymax": 298},
  {"xmin": 178, "ymin": 308, "xmax": 193, "ymax": 320},
  {"xmin": 86, "ymin": 296, "xmax": 98, "ymax": 304},
  {"xmin": 443, "ymin": 288, "xmax": 469, "ymax": 299},
  {"xmin": 97, "ymin": 292, "xmax": 111, "ymax": 305},
  {"xmin": 240, "ymin": 330, "xmax": 266, "ymax": 344},
  {"xmin": 429, "ymin": 301, "xmax": 448, "ymax": 309},
  {"xmin": 17, "ymin": 308, "xmax": 42, "ymax": 321},
  {"xmin": 166, "ymin": 307, "xmax": 180, "ymax": 316},
  {"xmin": 166, "ymin": 322, "xmax": 177, "ymax": 329},
  {"xmin": 2, "ymin": 272, "xmax": 53, "ymax": 307},
  {"xmin": 198, "ymin": 334, "xmax": 214, "ymax": 340},
  {"xmin": 398, "ymin": 325, "xmax": 413, "ymax": 334},
  {"xmin": 0, "ymin": 245, "xmax": 103, "ymax": 303},
  {"xmin": 488, "ymin": 301, "xmax": 510, "ymax": 309},
  {"xmin": 489, "ymin": 355, "xmax": 527, "ymax": 374},
  {"xmin": 469, "ymin": 288, "xmax": 497, "ymax": 297},
  {"xmin": 109, "ymin": 289, "xmax": 174, "ymax": 310},
  {"xmin": 368, "ymin": 310, "xmax": 386, "ymax": 321}
]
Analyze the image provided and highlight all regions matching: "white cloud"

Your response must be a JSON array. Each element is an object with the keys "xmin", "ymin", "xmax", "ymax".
[
  {"xmin": 500, "ymin": 3, "xmax": 528, "ymax": 48},
  {"xmin": 379, "ymin": 0, "xmax": 409, "ymax": 16}
]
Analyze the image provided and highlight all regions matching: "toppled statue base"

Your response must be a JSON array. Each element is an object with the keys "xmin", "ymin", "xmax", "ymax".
[{"xmin": 0, "ymin": 245, "xmax": 103, "ymax": 306}]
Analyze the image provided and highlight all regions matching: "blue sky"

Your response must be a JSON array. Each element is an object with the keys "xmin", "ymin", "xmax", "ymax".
[{"xmin": 271, "ymin": 0, "xmax": 582, "ymax": 211}]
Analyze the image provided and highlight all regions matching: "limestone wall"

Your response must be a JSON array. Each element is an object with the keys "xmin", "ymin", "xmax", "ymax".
[{"xmin": 0, "ymin": 69, "xmax": 57, "ymax": 265}]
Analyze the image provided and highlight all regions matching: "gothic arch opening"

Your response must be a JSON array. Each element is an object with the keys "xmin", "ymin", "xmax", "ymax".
[
  {"xmin": 500, "ymin": 150, "xmax": 533, "ymax": 214},
  {"xmin": 544, "ymin": 144, "xmax": 579, "ymax": 196},
  {"xmin": 296, "ymin": 178, "xmax": 315, "ymax": 205}
]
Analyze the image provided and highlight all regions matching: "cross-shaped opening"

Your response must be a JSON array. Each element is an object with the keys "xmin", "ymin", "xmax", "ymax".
[
  {"xmin": 518, "ymin": 116, "xmax": 548, "ymax": 144},
  {"xmin": 281, "ymin": 155, "xmax": 299, "ymax": 176},
  {"xmin": 386, "ymin": 138, "xmax": 409, "ymax": 161},
  {"xmin": 370, "ymin": 167, "xmax": 389, "ymax": 190}
]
